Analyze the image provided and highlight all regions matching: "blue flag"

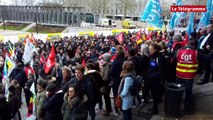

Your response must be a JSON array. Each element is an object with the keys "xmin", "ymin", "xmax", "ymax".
[
  {"xmin": 141, "ymin": 0, "xmax": 164, "ymax": 29},
  {"xmin": 187, "ymin": 12, "xmax": 194, "ymax": 37},
  {"xmin": 169, "ymin": 0, "xmax": 187, "ymax": 30},
  {"xmin": 197, "ymin": 0, "xmax": 213, "ymax": 31}
]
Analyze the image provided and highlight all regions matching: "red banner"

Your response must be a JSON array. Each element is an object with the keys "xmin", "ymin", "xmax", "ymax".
[
  {"xmin": 116, "ymin": 32, "xmax": 124, "ymax": 44},
  {"xmin": 44, "ymin": 45, "xmax": 56, "ymax": 73}
]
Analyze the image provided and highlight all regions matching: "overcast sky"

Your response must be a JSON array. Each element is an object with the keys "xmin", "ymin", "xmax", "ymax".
[
  {"xmin": 1, "ymin": 0, "xmax": 199, "ymax": 6},
  {"xmin": 1, "ymin": 0, "xmax": 176, "ymax": 5},
  {"xmin": 1, "ymin": 0, "xmax": 40, "ymax": 5}
]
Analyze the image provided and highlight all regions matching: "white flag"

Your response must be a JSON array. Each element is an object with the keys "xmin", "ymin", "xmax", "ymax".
[{"xmin": 23, "ymin": 41, "xmax": 36, "ymax": 64}]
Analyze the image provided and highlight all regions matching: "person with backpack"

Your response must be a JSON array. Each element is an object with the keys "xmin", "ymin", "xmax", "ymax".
[
  {"xmin": 118, "ymin": 60, "xmax": 135, "ymax": 120},
  {"xmin": 85, "ymin": 62, "xmax": 104, "ymax": 119},
  {"xmin": 85, "ymin": 62, "xmax": 104, "ymax": 101},
  {"xmin": 127, "ymin": 48, "xmax": 143, "ymax": 107},
  {"xmin": 110, "ymin": 51, "xmax": 125, "ymax": 114}
]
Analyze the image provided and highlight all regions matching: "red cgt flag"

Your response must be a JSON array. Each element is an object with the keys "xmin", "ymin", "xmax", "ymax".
[
  {"xmin": 44, "ymin": 44, "xmax": 56, "ymax": 74},
  {"xmin": 116, "ymin": 32, "xmax": 124, "ymax": 44}
]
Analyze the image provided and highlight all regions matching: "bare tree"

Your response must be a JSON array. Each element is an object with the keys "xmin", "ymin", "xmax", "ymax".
[
  {"xmin": 87, "ymin": 0, "xmax": 101, "ymax": 14},
  {"xmin": 118, "ymin": 0, "xmax": 137, "ymax": 19},
  {"xmin": 12, "ymin": 0, "xmax": 20, "ymax": 5},
  {"xmin": 85, "ymin": 0, "xmax": 111, "ymax": 15},
  {"xmin": 42, "ymin": 0, "xmax": 51, "ymax": 4},
  {"xmin": 52, "ymin": 0, "xmax": 64, "ymax": 4},
  {"xmin": 100, "ymin": 0, "xmax": 111, "ymax": 15},
  {"xmin": 183, "ymin": 0, "xmax": 207, "ymax": 5},
  {"xmin": 23, "ymin": 0, "xmax": 36, "ymax": 6},
  {"xmin": 63, "ymin": 0, "xmax": 84, "ymax": 7}
]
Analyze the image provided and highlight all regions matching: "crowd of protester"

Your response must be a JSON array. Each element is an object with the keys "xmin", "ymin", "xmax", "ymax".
[{"xmin": 0, "ymin": 24, "xmax": 213, "ymax": 120}]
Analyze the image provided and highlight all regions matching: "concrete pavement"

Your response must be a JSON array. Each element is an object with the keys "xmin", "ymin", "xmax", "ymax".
[{"xmin": 19, "ymin": 80, "xmax": 213, "ymax": 120}]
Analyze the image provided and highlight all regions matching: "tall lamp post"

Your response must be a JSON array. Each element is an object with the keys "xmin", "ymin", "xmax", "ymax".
[
  {"xmin": 115, "ymin": 2, "xmax": 118, "ymax": 20},
  {"xmin": 35, "ymin": 6, "xmax": 39, "ymax": 34},
  {"xmin": 2, "ymin": 2, "xmax": 6, "ymax": 30}
]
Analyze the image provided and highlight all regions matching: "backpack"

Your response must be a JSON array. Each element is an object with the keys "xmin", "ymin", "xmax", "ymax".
[
  {"xmin": 128, "ymin": 75, "xmax": 144, "ymax": 96},
  {"xmin": 87, "ymin": 73, "xmax": 103, "ymax": 103}
]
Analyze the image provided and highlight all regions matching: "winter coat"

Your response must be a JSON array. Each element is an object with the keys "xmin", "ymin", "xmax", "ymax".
[
  {"xmin": 8, "ymin": 93, "xmax": 21, "ymax": 119},
  {"xmin": 36, "ymin": 90, "xmax": 46, "ymax": 119},
  {"xmin": 120, "ymin": 76, "xmax": 134, "ymax": 110},
  {"xmin": 110, "ymin": 58, "xmax": 125, "ymax": 86},
  {"xmin": 10, "ymin": 68, "xmax": 27, "ymax": 88},
  {"xmin": 61, "ymin": 77, "xmax": 72, "ymax": 93},
  {"xmin": 61, "ymin": 93, "xmax": 88, "ymax": 120},
  {"xmin": 128, "ymin": 56, "xmax": 142, "ymax": 76},
  {"xmin": 14, "ymin": 84, "xmax": 22, "ymax": 99},
  {"xmin": 43, "ymin": 90, "xmax": 64, "ymax": 120},
  {"xmin": 70, "ymin": 76, "xmax": 94, "ymax": 107},
  {"xmin": 139, "ymin": 54, "xmax": 150, "ymax": 77},
  {"xmin": 101, "ymin": 62, "xmax": 112, "ymax": 85},
  {"xmin": 32, "ymin": 59, "xmax": 40, "ymax": 76},
  {"xmin": 85, "ymin": 70, "xmax": 104, "ymax": 103},
  {"xmin": 0, "ymin": 96, "xmax": 11, "ymax": 120},
  {"xmin": 51, "ymin": 67, "xmax": 63, "ymax": 88},
  {"xmin": 147, "ymin": 53, "xmax": 166, "ymax": 85}
]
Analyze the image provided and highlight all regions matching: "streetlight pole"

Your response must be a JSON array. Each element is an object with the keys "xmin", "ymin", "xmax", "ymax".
[
  {"xmin": 3, "ymin": 17, "xmax": 5, "ymax": 30},
  {"xmin": 3, "ymin": 3, "xmax": 6, "ymax": 30},
  {"xmin": 35, "ymin": 6, "xmax": 38, "ymax": 34},
  {"xmin": 115, "ymin": 3, "xmax": 118, "ymax": 20}
]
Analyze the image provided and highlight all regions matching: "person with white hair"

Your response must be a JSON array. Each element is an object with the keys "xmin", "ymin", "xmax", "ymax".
[
  {"xmin": 61, "ymin": 66, "xmax": 72, "ymax": 93},
  {"xmin": 100, "ymin": 53, "xmax": 112, "ymax": 116}
]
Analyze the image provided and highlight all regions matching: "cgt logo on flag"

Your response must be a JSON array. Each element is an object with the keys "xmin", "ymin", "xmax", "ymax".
[
  {"xmin": 44, "ymin": 44, "xmax": 56, "ymax": 74},
  {"xmin": 116, "ymin": 32, "xmax": 124, "ymax": 44}
]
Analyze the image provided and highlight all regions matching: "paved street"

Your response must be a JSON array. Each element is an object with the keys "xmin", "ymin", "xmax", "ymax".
[
  {"xmin": 0, "ymin": 30, "xmax": 28, "ymax": 36},
  {"xmin": 20, "ymin": 80, "xmax": 213, "ymax": 120}
]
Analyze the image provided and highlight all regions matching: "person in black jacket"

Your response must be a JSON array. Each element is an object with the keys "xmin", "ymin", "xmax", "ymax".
[
  {"xmin": 197, "ymin": 24, "xmax": 213, "ymax": 85},
  {"xmin": 61, "ymin": 66, "xmax": 72, "ymax": 93},
  {"xmin": 70, "ymin": 65, "xmax": 94, "ymax": 120},
  {"xmin": 0, "ymin": 94, "xmax": 11, "ymax": 120},
  {"xmin": 85, "ymin": 62, "xmax": 105, "ymax": 119},
  {"xmin": 43, "ymin": 83, "xmax": 64, "ymax": 120},
  {"xmin": 8, "ymin": 85, "xmax": 21, "ymax": 120},
  {"xmin": 85, "ymin": 63, "xmax": 104, "ymax": 104},
  {"xmin": 146, "ymin": 43, "xmax": 166, "ymax": 114},
  {"xmin": 110, "ymin": 51, "xmax": 125, "ymax": 113},
  {"xmin": 139, "ymin": 43, "xmax": 150, "ymax": 103},
  {"xmin": 10, "ymin": 62, "xmax": 27, "ymax": 88}
]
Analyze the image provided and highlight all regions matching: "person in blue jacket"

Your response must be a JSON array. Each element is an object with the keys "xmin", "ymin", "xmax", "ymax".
[{"xmin": 118, "ymin": 60, "xmax": 135, "ymax": 120}]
